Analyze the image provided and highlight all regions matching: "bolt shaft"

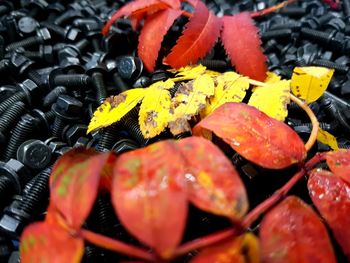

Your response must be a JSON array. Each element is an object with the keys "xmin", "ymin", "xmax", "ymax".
[
  {"xmin": 0, "ymin": 102, "xmax": 26, "ymax": 132},
  {"xmin": 6, "ymin": 36, "xmax": 43, "ymax": 52},
  {"xmin": 53, "ymin": 74, "xmax": 91, "ymax": 87},
  {"xmin": 52, "ymin": 118, "xmax": 66, "ymax": 138},
  {"xmin": 92, "ymin": 72, "xmax": 107, "ymax": 104},
  {"xmin": 0, "ymin": 92, "xmax": 27, "ymax": 116}
]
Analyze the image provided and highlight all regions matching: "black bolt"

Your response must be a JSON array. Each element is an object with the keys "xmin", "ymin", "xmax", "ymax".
[
  {"xmin": 133, "ymin": 76, "xmax": 151, "ymax": 88},
  {"xmin": 6, "ymin": 27, "xmax": 51, "ymax": 52},
  {"xmin": 311, "ymin": 59, "xmax": 349, "ymax": 74},
  {"xmin": 40, "ymin": 21, "xmax": 81, "ymax": 42},
  {"xmin": 53, "ymin": 73, "xmax": 91, "ymax": 88},
  {"xmin": 300, "ymin": 28, "xmax": 344, "ymax": 51},
  {"xmin": 123, "ymin": 117, "xmax": 148, "ymax": 146},
  {"xmin": 57, "ymin": 39, "xmax": 89, "ymax": 61},
  {"xmin": 111, "ymin": 138, "xmax": 139, "ymax": 154},
  {"xmin": 343, "ymin": 0, "xmax": 350, "ymax": 19},
  {"xmin": 51, "ymin": 95, "xmax": 83, "ymax": 138},
  {"xmin": 0, "ymin": 1, "xmax": 13, "ymax": 16},
  {"xmin": 116, "ymin": 56, "xmax": 143, "ymax": 80},
  {"xmin": 2, "ymin": 114, "xmax": 39, "ymax": 162},
  {"xmin": 106, "ymin": 60, "xmax": 129, "ymax": 93},
  {"xmin": 198, "ymin": 59, "xmax": 229, "ymax": 71},
  {"xmin": 17, "ymin": 16, "xmax": 39, "ymax": 36},
  {"xmin": 4, "ymin": 16, "xmax": 20, "ymax": 44},
  {"xmin": 0, "ymin": 85, "xmax": 17, "ymax": 102},
  {"xmin": 54, "ymin": 9, "xmax": 83, "ymax": 26},
  {"xmin": 22, "ymin": 45, "xmax": 55, "ymax": 64},
  {"xmin": 270, "ymin": 21, "xmax": 301, "ymax": 31},
  {"xmin": 16, "ymin": 140, "xmax": 52, "ymax": 170},
  {"xmin": 86, "ymin": 66, "xmax": 108, "ymax": 104},
  {"xmin": 279, "ymin": 6, "xmax": 306, "ymax": 17},
  {"xmin": 64, "ymin": 124, "xmax": 88, "ymax": 146},
  {"xmin": 321, "ymin": 97, "xmax": 350, "ymax": 134},
  {"xmin": 43, "ymin": 86, "xmax": 67, "ymax": 108},
  {"xmin": 0, "ymin": 159, "xmax": 31, "ymax": 208},
  {"xmin": 261, "ymin": 29, "xmax": 293, "ymax": 41},
  {"xmin": 47, "ymin": 2, "xmax": 66, "ymax": 22},
  {"xmin": 95, "ymin": 124, "xmax": 119, "ymax": 152}
]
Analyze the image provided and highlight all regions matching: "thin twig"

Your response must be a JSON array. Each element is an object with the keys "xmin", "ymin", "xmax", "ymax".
[{"xmin": 250, "ymin": 0, "xmax": 299, "ymax": 18}]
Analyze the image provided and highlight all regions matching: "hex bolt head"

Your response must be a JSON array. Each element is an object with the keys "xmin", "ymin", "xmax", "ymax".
[
  {"xmin": 0, "ymin": 159, "xmax": 30, "ymax": 194},
  {"xmin": 18, "ymin": 16, "xmax": 39, "ymax": 35},
  {"xmin": 52, "ymin": 94, "xmax": 83, "ymax": 121},
  {"xmin": 16, "ymin": 139, "xmax": 52, "ymax": 170},
  {"xmin": 64, "ymin": 124, "xmax": 88, "ymax": 146},
  {"xmin": 116, "ymin": 56, "xmax": 143, "ymax": 80}
]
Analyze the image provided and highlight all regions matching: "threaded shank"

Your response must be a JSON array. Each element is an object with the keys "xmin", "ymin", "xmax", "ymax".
[
  {"xmin": 54, "ymin": 74, "xmax": 91, "ymax": 87},
  {"xmin": 123, "ymin": 118, "xmax": 146, "ymax": 145},
  {"xmin": 92, "ymin": 72, "xmax": 107, "ymax": 104},
  {"xmin": 96, "ymin": 125, "xmax": 119, "ymax": 152},
  {"xmin": 0, "ymin": 92, "xmax": 27, "ymax": 115},
  {"xmin": 0, "ymin": 102, "xmax": 26, "ymax": 132},
  {"xmin": 6, "ymin": 36, "xmax": 42, "ymax": 52},
  {"xmin": 52, "ymin": 118, "xmax": 66, "ymax": 138},
  {"xmin": 312, "ymin": 59, "xmax": 349, "ymax": 74}
]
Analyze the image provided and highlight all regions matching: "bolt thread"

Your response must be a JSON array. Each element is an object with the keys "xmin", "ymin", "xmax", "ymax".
[
  {"xmin": 27, "ymin": 70, "xmax": 44, "ymax": 87},
  {"xmin": 123, "ymin": 118, "xmax": 146, "ymax": 146},
  {"xmin": 75, "ymin": 39, "xmax": 89, "ymax": 53},
  {"xmin": 52, "ymin": 118, "xmax": 66, "ymax": 138},
  {"xmin": 169, "ymin": 82, "xmax": 181, "ymax": 97},
  {"xmin": 0, "ymin": 92, "xmax": 27, "ymax": 116},
  {"xmin": 95, "ymin": 195, "xmax": 117, "ymax": 235},
  {"xmin": 96, "ymin": 124, "xmax": 119, "ymax": 152},
  {"xmin": 40, "ymin": 22, "xmax": 65, "ymax": 37},
  {"xmin": 199, "ymin": 60, "xmax": 229, "ymax": 71},
  {"xmin": 2, "ymin": 117, "xmax": 36, "ymax": 161},
  {"xmin": 18, "ymin": 167, "xmax": 51, "ymax": 216},
  {"xmin": 43, "ymin": 86, "xmax": 66, "ymax": 108},
  {"xmin": 112, "ymin": 73, "xmax": 128, "ymax": 93},
  {"xmin": 54, "ymin": 11, "xmax": 73, "ymax": 26},
  {"xmin": 300, "ymin": 28, "xmax": 332, "ymax": 45},
  {"xmin": 279, "ymin": 6, "xmax": 306, "ymax": 16},
  {"xmin": 339, "ymin": 143, "xmax": 350, "ymax": 149},
  {"xmin": 53, "ymin": 74, "xmax": 91, "ymax": 87},
  {"xmin": 23, "ymin": 51, "xmax": 41, "ymax": 60},
  {"xmin": 261, "ymin": 29, "xmax": 292, "ymax": 41},
  {"xmin": 270, "ymin": 22, "xmax": 301, "ymax": 31},
  {"xmin": 92, "ymin": 38, "xmax": 101, "ymax": 52},
  {"xmin": 312, "ymin": 59, "xmax": 349, "ymax": 74},
  {"xmin": 92, "ymin": 72, "xmax": 107, "ymax": 104},
  {"xmin": 44, "ymin": 110, "xmax": 56, "ymax": 122},
  {"xmin": 0, "ymin": 102, "xmax": 26, "ymax": 133},
  {"xmin": 6, "ymin": 36, "xmax": 42, "ymax": 52}
]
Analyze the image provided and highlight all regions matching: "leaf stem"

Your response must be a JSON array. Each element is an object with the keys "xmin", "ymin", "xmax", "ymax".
[
  {"xmin": 80, "ymin": 229, "xmax": 156, "ymax": 262},
  {"xmin": 250, "ymin": 0, "xmax": 299, "ymax": 18},
  {"xmin": 290, "ymin": 94, "xmax": 319, "ymax": 152}
]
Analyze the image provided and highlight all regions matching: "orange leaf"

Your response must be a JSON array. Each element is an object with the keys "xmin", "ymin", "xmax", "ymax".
[
  {"xmin": 50, "ymin": 149, "xmax": 115, "ymax": 229},
  {"xmin": 138, "ymin": 9, "xmax": 183, "ymax": 72},
  {"xmin": 193, "ymin": 103, "xmax": 306, "ymax": 169},
  {"xmin": 221, "ymin": 13, "xmax": 267, "ymax": 81},
  {"xmin": 20, "ymin": 221, "xmax": 84, "ymax": 263},
  {"xmin": 177, "ymin": 137, "xmax": 248, "ymax": 220},
  {"xmin": 102, "ymin": 0, "xmax": 170, "ymax": 35},
  {"xmin": 112, "ymin": 140, "xmax": 188, "ymax": 259},
  {"xmin": 326, "ymin": 149, "xmax": 350, "ymax": 184},
  {"xmin": 260, "ymin": 196, "xmax": 336, "ymax": 263},
  {"xmin": 163, "ymin": 1, "xmax": 222, "ymax": 68},
  {"xmin": 308, "ymin": 169, "xmax": 350, "ymax": 260}
]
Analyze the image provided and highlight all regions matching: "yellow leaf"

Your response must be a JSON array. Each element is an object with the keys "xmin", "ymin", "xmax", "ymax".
[
  {"xmin": 291, "ymin": 66, "xmax": 334, "ymax": 103},
  {"xmin": 169, "ymin": 64, "xmax": 207, "ymax": 82},
  {"xmin": 241, "ymin": 233, "xmax": 260, "ymax": 263},
  {"xmin": 248, "ymin": 80, "xmax": 291, "ymax": 121},
  {"xmin": 317, "ymin": 128, "xmax": 339, "ymax": 150},
  {"xmin": 139, "ymin": 84, "xmax": 172, "ymax": 138},
  {"xmin": 87, "ymin": 88, "xmax": 147, "ymax": 133},
  {"xmin": 201, "ymin": 72, "xmax": 249, "ymax": 117},
  {"xmin": 252, "ymin": 71, "xmax": 281, "ymax": 92}
]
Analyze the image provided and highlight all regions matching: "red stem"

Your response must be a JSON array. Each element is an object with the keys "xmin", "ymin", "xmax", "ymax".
[
  {"xmin": 250, "ymin": 0, "xmax": 298, "ymax": 18},
  {"xmin": 80, "ymin": 229, "xmax": 156, "ymax": 262}
]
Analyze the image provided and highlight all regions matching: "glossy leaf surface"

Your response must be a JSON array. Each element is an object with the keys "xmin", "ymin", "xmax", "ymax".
[
  {"xmin": 326, "ymin": 149, "xmax": 350, "ymax": 184},
  {"xmin": 112, "ymin": 140, "xmax": 187, "ymax": 259},
  {"xmin": 221, "ymin": 13, "xmax": 267, "ymax": 81},
  {"xmin": 51, "ymin": 150, "xmax": 113, "ymax": 229},
  {"xmin": 163, "ymin": 1, "xmax": 222, "ymax": 68},
  {"xmin": 193, "ymin": 103, "xmax": 306, "ymax": 169},
  {"xmin": 177, "ymin": 137, "xmax": 248, "ymax": 219},
  {"xmin": 308, "ymin": 169, "xmax": 350, "ymax": 259},
  {"xmin": 20, "ymin": 221, "xmax": 84, "ymax": 263},
  {"xmin": 260, "ymin": 196, "xmax": 336, "ymax": 263},
  {"xmin": 138, "ymin": 9, "xmax": 182, "ymax": 72},
  {"xmin": 190, "ymin": 233, "xmax": 260, "ymax": 263}
]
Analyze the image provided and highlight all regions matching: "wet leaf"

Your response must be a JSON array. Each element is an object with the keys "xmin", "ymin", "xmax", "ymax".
[
  {"xmin": 139, "ymin": 80, "xmax": 173, "ymax": 138},
  {"xmin": 291, "ymin": 67, "xmax": 334, "ymax": 103},
  {"xmin": 88, "ymin": 88, "xmax": 147, "ymax": 133},
  {"xmin": 163, "ymin": 1, "xmax": 222, "ymax": 68},
  {"xmin": 177, "ymin": 137, "xmax": 248, "ymax": 219},
  {"xmin": 190, "ymin": 233, "xmax": 260, "ymax": 263},
  {"xmin": 112, "ymin": 140, "xmax": 188, "ymax": 259},
  {"xmin": 326, "ymin": 149, "xmax": 350, "ymax": 184},
  {"xmin": 248, "ymin": 80, "xmax": 291, "ymax": 121},
  {"xmin": 221, "ymin": 13, "xmax": 267, "ymax": 81},
  {"xmin": 50, "ymin": 149, "xmax": 114, "ymax": 229},
  {"xmin": 317, "ymin": 129, "xmax": 339, "ymax": 151},
  {"xmin": 260, "ymin": 196, "xmax": 336, "ymax": 263},
  {"xmin": 20, "ymin": 221, "xmax": 84, "ymax": 263},
  {"xmin": 201, "ymin": 72, "xmax": 249, "ymax": 118},
  {"xmin": 138, "ymin": 9, "xmax": 182, "ymax": 72},
  {"xmin": 308, "ymin": 169, "xmax": 350, "ymax": 259},
  {"xmin": 169, "ymin": 74, "xmax": 215, "ymax": 135},
  {"xmin": 193, "ymin": 103, "xmax": 306, "ymax": 169}
]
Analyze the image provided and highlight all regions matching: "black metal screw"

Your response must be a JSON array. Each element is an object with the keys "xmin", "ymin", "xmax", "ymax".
[
  {"xmin": 106, "ymin": 60, "xmax": 129, "ymax": 94},
  {"xmin": 16, "ymin": 139, "xmax": 52, "ymax": 170},
  {"xmin": 6, "ymin": 27, "xmax": 51, "ymax": 52},
  {"xmin": 311, "ymin": 59, "xmax": 349, "ymax": 74},
  {"xmin": 43, "ymin": 86, "xmax": 66, "ymax": 108},
  {"xmin": 123, "ymin": 117, "xmax": 148, "ymax": 146},
  {"xmin": 40, "ymin": 21, "xmax": 81, "ymax": 42},
  {"xmin": 64, "ymin": 124, "xmax": 88, "ymax": 146},
  {"xmin": 96, "ymin": 124, "xmax": 120, "ymax": 152},
  {"xmin": 261, "ymin": 29, "xmax": 293, "ymax": 41},
  {"xmin": 116, "ymin": 55, "xmax": 143, "ymax": 80},
  {"xmin": 21, "ymin": 45, "xmax": 55, "ymax": 64},
  {"xmin": 17, "ymin": 16, "xmax": 39, "ymax": 36},
  {"xmin": 0, "ymin": 102, "xmax": 26, "ymax": 135},
  {"xmin": 86, "ymin": 65, "xmax": 108, "ymax": 104},
  {"xmin": 300, "ymin": 28, "xmax": 344, "ymax": 51}
]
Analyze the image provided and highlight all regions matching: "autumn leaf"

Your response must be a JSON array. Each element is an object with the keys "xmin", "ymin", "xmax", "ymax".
[
  {"xmin": 177, "ymin": 137, "xmax": 248, "ymax": 220},
  {"xmin": 308, "ymin": 169, "xmax": 350, "ymax": 260},
  {"xmin": 20, "ymin": 221, "xmax": 84, "ymax": 263},
  {"xmin": 326, "ymin": 149, "xmax": 350, "ymax": 184},
  {"xmin": 260, "ymin": 196, "xmax": 337, "ymax": 263},
  {"xmin": 291, "ymin": 67, "xmax": 334, "ymax": 103},
  {"xmin": 138, "ymin": 9, "xmax": 183, "ymax": 72},
  {"xmin": 190, "ymin": 233, "xmax": 260, "ymax": 263},
  {"xmin": 248, "ymin": 80, "xmax": 291, "ymax": 121},
  {"xmin": 50, "ymin": 149, "xmax": 115, "ymax": 229},
  {"xmin": 201, "ymin": 72, "xmax": 249, "ymax": 118},
  {"xmin": 317, "ymin": 128, "xmax": 339, "ymax": 151},
  {"xmin": 112, "ymin": 140, "xmax": 188, "ymax": 259},
  {"xmin": 169, "ymin": 64, "xmax": 208, "ymax": 82},
  {"xmin": 88, "ymin": 88, "xmax": 147, "ymax": 133},
  {"xmin": 169, "ymin": 74, "xmax": 215, "ymax": 135},
  {"xmin": 163, "ymin": 1, "xmax": 222, "ymax": 68},
  {"xmin": 193, "ymin": 103, "xmax": 306, "ymax": 169},
  {"xmin": 221, "ymin": 12, "xmax": 267, "ymax": 81}
]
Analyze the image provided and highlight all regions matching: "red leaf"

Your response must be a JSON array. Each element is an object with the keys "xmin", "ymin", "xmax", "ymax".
[
  {"xmin": 20, "ymin": 221, "xmax": 84, "ymax": 263},
  {"xmin": 308, "ymin": 169, "xmax": 350, "ymax": 259},
  {"xmin": 102, "ymin": 0, "xmax": 170, "ymax": 35},
  {"xmin": 322, "ymin": 0, "xmax": 340, "ymax": 9},
  {"xmin": 221, "ymin": 13, "xmax": 267, "ymax": 81},
  {"xmin": 112, "ymin": 140, "xmax": 188, "ymax": 259},
  {"xmin": 50, "ymin": 149, "xmax": 115, "ymax": 229},
  {"xmin": 326, "ymin": 149, "xmax": 350, "ymax": 184},
  {"xmin": 177, "ymin": 137, "xmax": 248, "ymax": 220},
  {"xmin": 163, "ymin": 1, "xmax": 222, "ymax": 68},
  {"xmin": 138, "ymin": 9, "xmax": 183, "ymax": 72},
  {"xmin": 190, "ymin": 233, "xmax": 260, "ymax": 263},
  {"xmin": 260, "ymin": 196, "xmax": 336, "ymax": 263},
  {"xmin": 193, "ymin": 103, "xmax": 306, "ymax": 169},
  {"xmin": 160, "ymin": 0, "xmax": 181, "ymax": 9}
]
